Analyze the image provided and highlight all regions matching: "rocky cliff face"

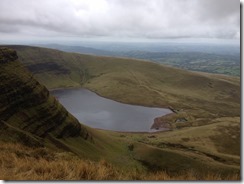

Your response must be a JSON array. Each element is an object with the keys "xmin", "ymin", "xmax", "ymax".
[
  {"xmin": 0, "ymin": 47, "xmax": 89, "ymax": 144},
  {"xmin": 0, "ymin": 48, "xmax": 18, "ymax": 63}
]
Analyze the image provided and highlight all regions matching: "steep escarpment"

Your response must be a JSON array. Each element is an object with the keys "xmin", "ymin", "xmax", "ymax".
[
  {"xmin": 0, "ymin": 48, "xmax": 89, "ymax": 145},
  {"xmin": 0, "ymin": 47, "xmax": 135, "ymax": 167}
]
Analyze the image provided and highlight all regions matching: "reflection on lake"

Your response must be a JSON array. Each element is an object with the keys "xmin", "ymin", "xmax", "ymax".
[{"xmin": 51, "ymin": 89, "xmax": 172, "ymax": 132}]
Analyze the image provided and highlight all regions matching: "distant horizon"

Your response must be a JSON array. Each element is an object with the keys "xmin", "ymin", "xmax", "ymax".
[{"xmin": 0, "ymin": 37, "xmax": 240, "ymax": 47}]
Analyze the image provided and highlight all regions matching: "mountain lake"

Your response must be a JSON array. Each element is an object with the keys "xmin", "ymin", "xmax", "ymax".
[{"xmin": 51, "ymin": 88, "xmax": 172, "ymax": 132}]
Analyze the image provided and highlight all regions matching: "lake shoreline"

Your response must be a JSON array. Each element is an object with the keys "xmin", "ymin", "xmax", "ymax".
[
  {"xmin": 50, "ymin": 86, "xmax": 173, "ymax": 110},
  {"xmin": 51, "ymin": 88, "xmax": 172, "ymax": 132}
]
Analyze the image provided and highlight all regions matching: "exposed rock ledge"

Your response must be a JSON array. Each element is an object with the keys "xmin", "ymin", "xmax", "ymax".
[
  {"xmin": 0, "ymin": 47, "xmax": 18, "ymax": 63},
  {"xmin": 151, "ymin": 110, "xmax": 193, "ymax": 130},
  {"xmin": 151, "ymin": 113, "xmax": 174, "ymax": 130}
]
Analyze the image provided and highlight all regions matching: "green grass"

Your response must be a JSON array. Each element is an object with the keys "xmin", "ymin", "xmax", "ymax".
[
  {"xmin": 10, "ymin": 46, "xmax": 239, "ymax": 118},
  {"xmin": 1, "ymin": 46, "xmax": 240, "ymax": 179},
  {"xmin": 105, "ymin": 117, "xmax": 240, "ymax": 174},
  {"xmin": 0, "ymin": 47, "xmax": 141, "ymax": 171}
]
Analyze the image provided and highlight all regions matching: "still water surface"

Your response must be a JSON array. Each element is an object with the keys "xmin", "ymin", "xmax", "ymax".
[{"xmin": 52, "ymin": 89, "xmax": 172, "ymax": 132}]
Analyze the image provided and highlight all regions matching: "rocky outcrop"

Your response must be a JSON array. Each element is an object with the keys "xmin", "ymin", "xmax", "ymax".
[
  {"xmin": 0, "ymin": 47, "xmax": 90, "ymax": 142},
  {"xmin": 151, "ymin": 114, "xmax": 173, "ymax": 130},
  {"xmin": 151, "ymin": 110, "xmax": 193, "ymax": 130},
  {"xmin": 0, "ymin": 47, "xmax": 18, "ymax": 63}
]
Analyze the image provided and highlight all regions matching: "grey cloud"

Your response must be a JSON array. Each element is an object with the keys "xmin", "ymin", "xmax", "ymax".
[
  {"xmin": 0, "ymin": 0, "xmax": 240, "ymax": 40},
  {"xmin": 197, "ymin": 0, "xmax": 239, "ymax": 20},
  {"xmin": 0, "ymin": 23, "xmax": 21, "ymax": 33}
]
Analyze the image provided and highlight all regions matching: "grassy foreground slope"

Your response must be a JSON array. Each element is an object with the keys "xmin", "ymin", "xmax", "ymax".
[
  {"xmin": 1, "ymin": 46, "xmax": 240, "ymax": 179},
  {"xmin": 0, "ymin": 141, "xmax": 239, "ymax": 180}
]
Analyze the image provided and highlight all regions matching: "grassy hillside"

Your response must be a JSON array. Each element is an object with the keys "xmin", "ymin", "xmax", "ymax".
[
  {"xmin": 1, "ymin": 46, "xmax": 240, "ymax": 180},
  {"xmin": 108, "ymin": 117, "xmax": 240, "ymax": 173},
  {"xmin": 0, "ymin": 47, "xmax": 142, "ymax": 172},
  {"xmin": 9, "ymin": 45, "xmax": 240, "ymax": 127},
  {"xmin": 0, "ymin": 141, "xmax": 239, "ymax": 180},
  {"xmin": 119, "ymin": 51, "xmax": 240, "ymax": 76},
  {"xmin": 37, "ymin": 44, "xmax": 240, "ymax": 76}
]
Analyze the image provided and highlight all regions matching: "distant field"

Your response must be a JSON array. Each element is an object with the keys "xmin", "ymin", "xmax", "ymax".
[
  {"xmin": 39, "ymin": 44, "xmax": 240, "ymax": 76},
  {"xmin": 116, "ymin": 51, "xmax": 240, "ymax": 76}
]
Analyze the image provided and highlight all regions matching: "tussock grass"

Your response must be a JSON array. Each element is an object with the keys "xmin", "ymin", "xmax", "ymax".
[{"xmin": 0, "ymin": 142, "xmax": 239, "ymax": 181}]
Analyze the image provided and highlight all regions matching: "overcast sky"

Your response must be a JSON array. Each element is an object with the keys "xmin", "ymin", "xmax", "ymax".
[{"xmin": 0, "ymin": 0, "xmax": 240, "ymax": 43}]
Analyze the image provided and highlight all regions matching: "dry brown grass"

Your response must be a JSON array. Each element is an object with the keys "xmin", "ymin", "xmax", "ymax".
[
  {"xmin": 0, "ymin": 142, "xmax": 118, "ymax": 180},
  {"xmin": 143, "ymin": 171, "xmax": 240, "ymax": 181},
  {"xmin": 0, "ymin": 142, "xmax": 240, "ymax": 181}
]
